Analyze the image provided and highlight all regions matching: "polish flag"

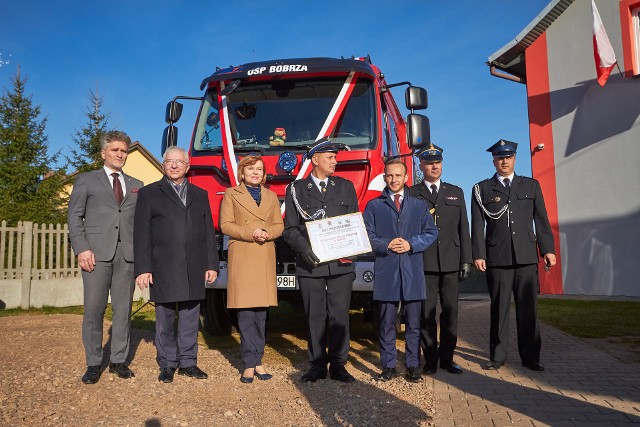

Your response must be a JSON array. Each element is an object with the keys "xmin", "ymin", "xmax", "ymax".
[{"xmin": 592, "ymin": 0, "xmax": 617, "ymax": 86}]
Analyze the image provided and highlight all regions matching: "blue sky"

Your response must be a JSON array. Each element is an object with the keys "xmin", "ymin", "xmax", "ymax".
[{"xmin": 1, "ymin": 0, "xmax": 549, "ymax": 195}]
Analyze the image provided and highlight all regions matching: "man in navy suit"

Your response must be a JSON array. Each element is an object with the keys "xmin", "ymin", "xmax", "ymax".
[
  {"xmin": 68, "ymin": 130, "xmax": 143, "ymax": 384},
  {"xmin": 364, "ymin": 159, "xmax": 438, "ymax": 382}
]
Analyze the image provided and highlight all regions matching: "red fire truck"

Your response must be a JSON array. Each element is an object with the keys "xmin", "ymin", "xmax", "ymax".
[{"xmin": 162, "ymin": 56, "xmax": 430, "ymax": 335}]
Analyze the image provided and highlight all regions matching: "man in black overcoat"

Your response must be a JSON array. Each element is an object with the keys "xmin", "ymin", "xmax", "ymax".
[
  {"xmin": 283, "ymin": 138, "xmax": 359, "ymax": 383},
  {"xmin": 471, "ymin": 140, "xmax": 556, "ymax": 371},
  {"xmin": 410, "ymin": 144, "xmax": 472, "ymax": 375},
  {"xmin": 134, "ymin": 146, "xmax": 219, "ymax": 383}
]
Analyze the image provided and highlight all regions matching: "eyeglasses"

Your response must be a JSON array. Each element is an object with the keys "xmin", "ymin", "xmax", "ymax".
[{"xmin": 164, "ymin": 159, "xmax": 188, "ymax": 167}]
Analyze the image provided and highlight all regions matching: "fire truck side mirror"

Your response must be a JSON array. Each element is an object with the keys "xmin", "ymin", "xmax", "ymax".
[
  {"xmin": 165, "ymin": 101, "xmax": 184, "ymax": 124},
  {"xmin": 406, "ymin": 113, "xmax": 430, "ymax": 150},
  {"xmin": 405, "ymin": 86, "xmax": 428, "ymax": 110},
  {"xmin": 161, "ymin": 125, "xmax": 178, "ymax": 156}
]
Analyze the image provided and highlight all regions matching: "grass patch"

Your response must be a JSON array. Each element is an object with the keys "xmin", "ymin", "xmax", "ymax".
[
  {"xmin": 0, "ymin": 299, "xmax": 157, "ymax": 332},
  {"xmin": 537, "ymin": 298, "xmax": 640, "ymax": 338},
  {"xmin": 0, "ymin": 305, "xmax": 85, "ymax": 317}
]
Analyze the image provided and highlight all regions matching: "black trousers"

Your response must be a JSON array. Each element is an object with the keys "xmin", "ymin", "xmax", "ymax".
[
  {"xmin": 298, "ymin": 273, "xmax": 354, "ymax": 367},
  {"xmin": 154, "ymin": 300, "xmax": 200, "ymax": 369},
  {"xmin": 236, "ymin": 308, "xmax": 267, "ymax": 369},
  {"xmin": 486, "ymin": 264, "xmax": 541, "ymax": 364},
  {"xmin": 421, "ymin": 271, "xmax": 459, "ymax": 364}
]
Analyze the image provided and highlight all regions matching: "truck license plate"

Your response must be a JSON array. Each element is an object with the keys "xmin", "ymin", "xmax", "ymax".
[{"xmin": 276, "ymin": 275, "xmax": 296, "ymax": 288}]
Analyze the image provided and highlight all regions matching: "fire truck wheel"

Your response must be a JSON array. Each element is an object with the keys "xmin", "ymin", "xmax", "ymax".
[{"xmin": 200, "ymin": 289, "xmax": 236, "ymax": 336}]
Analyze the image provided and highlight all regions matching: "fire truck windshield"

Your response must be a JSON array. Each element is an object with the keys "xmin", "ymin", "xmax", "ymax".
[{"xmin": 192, "ymin": 77, "xmax": 376, "ymax": 153}]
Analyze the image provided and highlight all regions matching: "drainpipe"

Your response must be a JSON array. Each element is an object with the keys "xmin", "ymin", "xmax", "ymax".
[{"xmin": 489, "ymin": 64, "xmax": 526, "ymax": 84}]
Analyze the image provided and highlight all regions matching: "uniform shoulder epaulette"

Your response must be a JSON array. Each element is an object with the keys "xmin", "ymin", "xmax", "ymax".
[
  {"xmin": 330, "ymin": 175, "xmax": 348, "ymax": 183},
  {"xmin": 442, "ymin": 181, "xmax": 462, "ymax": 191}
]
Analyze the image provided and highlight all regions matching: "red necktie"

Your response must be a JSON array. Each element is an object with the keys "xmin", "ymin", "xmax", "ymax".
[
  {"xmin": 112, "ymin": 173, "xmax": 123, "ymax": 205},
  {"xmin": 394, "ymin": 194, "xmax": 401, "ymax": 211}
]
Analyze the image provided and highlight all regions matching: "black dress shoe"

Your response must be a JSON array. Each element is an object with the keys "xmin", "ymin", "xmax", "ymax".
[
  {"xmin": 300, "ymin": 365, "xmax": 327, "ymax": 382},
  {"xmin": 440, "ymin": 360, "xmax": 463, "ymax": 374},
  {"xmin": 178, "ymin": 365, "xmax": 208, "ymax": 379},
  {"xmin": 240, "ymin": 375, "xmax": 254, "ymax": 383},
  {"xmin": 158, "ymin": 367, "xmax": 176, "ymax": 383},
  {"xmin": 522, "ymin": 361, "xmax": 545, "ymax": 371},
  {"xmin": 109, "ymin": 362, "xmax": 135, "ymax": 379},
  {"xmin": 330, "ymin": 366, "xmax": 356, "ymax": 383},
  {"xmin": 255, "ymin": 372, "xmax": 273, "ymax": 381},
  {"xmin": 423, "ymin": 362, "xmax": 437, "ymax": 375},
  {"xmin": 377, "ymin": 367, "xmax": 398, "ymax": 381},
  {"xmin": 81, "ymin": 365, "xmax": 101, "ymax": 384},
  {"xmin": 485, "ymin": 360, "xmax": 505, "ymax": 370},
  {"xmin": 405, "ymin": 366, "xmax": 422, "ymax": 383}
]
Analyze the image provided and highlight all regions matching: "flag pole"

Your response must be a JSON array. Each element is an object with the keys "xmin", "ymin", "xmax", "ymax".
[{"xmin": 615, "ymin": 62, "xmax": 624, "ymax": 79}]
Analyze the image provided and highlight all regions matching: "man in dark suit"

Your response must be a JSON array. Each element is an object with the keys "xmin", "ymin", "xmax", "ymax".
[
  {"xmin": 68, "ymin": 130, "xmax": 143, "ymax": 384},
  {"xmin": 283, "ymin": 138, "xmax": 359, "ymax": 383},
  {"xmin": 410, "ymin": 144, "xmax": 472, "ymax": 375},
  {"xmin": 134, "ymin": 146, "xmax": 219, "ymax": 383},
  {"xmin": 471, "ymin": 140, "xmax": 556, "ymax": 371}
]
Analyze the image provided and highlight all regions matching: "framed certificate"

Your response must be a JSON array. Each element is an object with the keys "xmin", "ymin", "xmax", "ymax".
[{"xmin": 305, "ymin": 212, "xmax": 372, "ymax": 263}]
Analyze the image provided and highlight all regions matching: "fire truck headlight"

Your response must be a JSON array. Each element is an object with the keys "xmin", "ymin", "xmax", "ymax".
[{"xmin": 278, "ymin": 151, "xmax": 298, "ymax": 173}]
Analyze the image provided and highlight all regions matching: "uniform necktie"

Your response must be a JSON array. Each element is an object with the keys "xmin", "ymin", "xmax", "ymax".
[
  {"xmin": 319, "ymin": 181, "xmax": 326, "ymax": 193},
  {"xmin": 112, "ymin": 173, "xmax": 123, "ymax": 205},
  {"xmin": 503, "ymin": 178, "xmax": 511, "ymax": 190},
  {"xmin": 394, "ymin": 194, "xmax": 401, "ymax": 211},
  {"xmin": 430, "ymin": 184, "xmax": 438, "ymax": 198}
]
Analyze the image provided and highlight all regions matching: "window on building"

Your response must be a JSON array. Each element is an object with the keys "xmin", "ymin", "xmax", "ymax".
[{"xmin": 621, "ymin": 0, "xmax": 640, "ymax": 76}]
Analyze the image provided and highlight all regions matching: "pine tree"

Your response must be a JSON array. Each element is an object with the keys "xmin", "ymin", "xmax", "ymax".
[
  {"xmin": 0, "ymin": 70, "xmax": 67, "ymax": 225},
  {"xmin": 67, "ymin": 88, "xmax": 110, "ymax": 173}
]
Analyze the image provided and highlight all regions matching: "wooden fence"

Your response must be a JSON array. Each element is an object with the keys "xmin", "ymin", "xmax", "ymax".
[{"xmin": 1, "ymin": 221, "xmax": 80, "ymax": 309}]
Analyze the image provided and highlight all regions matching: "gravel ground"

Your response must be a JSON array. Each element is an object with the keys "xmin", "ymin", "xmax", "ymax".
[{"xmin": 0, "ymin": 315, "xmax": 435, "ymax": 426}]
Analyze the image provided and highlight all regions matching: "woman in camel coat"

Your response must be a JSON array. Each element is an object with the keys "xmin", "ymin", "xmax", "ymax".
[{"xmin": 220, "ymin": 155, "xmax": 283, "ymax": 383}]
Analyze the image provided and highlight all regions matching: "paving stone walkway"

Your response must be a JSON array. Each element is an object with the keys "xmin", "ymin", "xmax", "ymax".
[{"xmin": 428, "ymin": 295, "xmax": 640, "ymax": 426}]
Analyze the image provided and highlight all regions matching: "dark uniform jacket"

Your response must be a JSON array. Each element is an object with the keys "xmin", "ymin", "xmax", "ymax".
[
  {"xmin": 133, "ymin": 178, "xmax": 219, "ymax": 303},
  {"xmin": 283, "ymin": 175, "xmax": 358, "ymax": 277},
  {"xmin": 410, "ymin": 181, "xmax": 472, "ymax": 273},
  {"xmin": 471, "ymin": 174, "xmax": 554, "ymax": 267}
]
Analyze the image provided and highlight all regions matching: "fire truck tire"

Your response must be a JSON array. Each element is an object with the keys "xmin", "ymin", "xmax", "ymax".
[{"xmin": 201, "ymin": 289, "xmax": 235, "ymax": 336}]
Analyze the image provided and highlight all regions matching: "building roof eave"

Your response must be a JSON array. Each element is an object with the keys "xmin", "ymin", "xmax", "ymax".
[{"xmin": 487, "ymin": 0, "xmax": 575, "ymax": 80}]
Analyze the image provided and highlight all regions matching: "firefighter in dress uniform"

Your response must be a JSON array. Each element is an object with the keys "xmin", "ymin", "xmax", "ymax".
[
  {"xmin": 471, "ymin": 140, "xmax": 556, "ymax": 371},
  {"xmin": 283, "ymin": 138, "xmax": 359, "ymax": 383},
  {"xmin": 410, "ymin": 144, "xmax": 472, "ymax": 375}
]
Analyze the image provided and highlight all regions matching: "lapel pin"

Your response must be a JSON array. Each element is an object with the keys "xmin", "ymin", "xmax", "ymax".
[{"xmin": 495, "ymin": 196, "xmax": 501, "ymax": 202}]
